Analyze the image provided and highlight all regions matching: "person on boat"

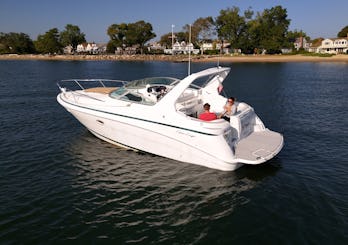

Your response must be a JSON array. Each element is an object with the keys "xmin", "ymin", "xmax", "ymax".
[
  {"xmin": 219, "ymin": 97, "xmax": 237, "ymax": 122},
  {"xmin": 157, "ymin": 86, "xmax": 167, "ymax": 99},
  {"xmin": 199, "ymin": 103, "xmax": 217, "ymax": 121}
]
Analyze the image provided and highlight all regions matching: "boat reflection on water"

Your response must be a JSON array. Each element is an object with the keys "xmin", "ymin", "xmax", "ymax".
[
  {"xmin": 63, "ymin": 131, "xmax": 281, "ymax": 237},
  {"xmin": 66, "ymin": 130, "xmax": 280, "ymax": 194}
]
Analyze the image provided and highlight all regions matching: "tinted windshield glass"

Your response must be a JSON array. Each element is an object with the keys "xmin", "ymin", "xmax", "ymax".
[
  {"xmin": 125, "ymin": 77, "xmax": 178, "ymax": 88},
  {"xmin": 110, "ymin": 87, "xmax": 127, "ymax": 97}
]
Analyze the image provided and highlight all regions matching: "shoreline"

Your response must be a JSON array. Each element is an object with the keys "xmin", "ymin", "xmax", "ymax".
[{"xmin": 1, "ymin": 54, "xmax": 348, "ymax": 63}]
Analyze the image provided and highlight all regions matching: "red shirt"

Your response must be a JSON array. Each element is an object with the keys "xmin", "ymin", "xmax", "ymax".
[{"xmin": 199, "ymin": 112, "xmax": 217, "ymax": 121}]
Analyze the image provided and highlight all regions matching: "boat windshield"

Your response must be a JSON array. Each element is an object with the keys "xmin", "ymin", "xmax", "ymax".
[
  {"xmin": 109, "ymin": 77, "xmax": 180, "ymax": 105},
  {"xmin": 110, "ymin": 87, "xmax": 128, "ymax": 96},
  {"xmin": 192, "ymin": 74, "xmax": 219, "ymax": 88},
  {"xmin": 125, "ymin": 77, "xmax": 179, "ymax": 89}
]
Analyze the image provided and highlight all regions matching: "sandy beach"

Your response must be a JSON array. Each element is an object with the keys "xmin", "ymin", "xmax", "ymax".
[{"xmin": 1, "ymin": 53, "xmax": 348, "ymax": 63}]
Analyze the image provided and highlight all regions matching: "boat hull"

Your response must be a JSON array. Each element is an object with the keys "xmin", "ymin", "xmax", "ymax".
[{"xmin": 60, "ymin": 103, "xmax": 243, "ymax": 171}]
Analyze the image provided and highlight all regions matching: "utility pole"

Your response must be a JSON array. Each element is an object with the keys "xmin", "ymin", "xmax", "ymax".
[
  {"xmin": 188, "ymin": 24, "xmax": 191, "ymax": 75},
  {"xmin": 171, "ymin": 24, "xmax": 175, "ymax": 55}
]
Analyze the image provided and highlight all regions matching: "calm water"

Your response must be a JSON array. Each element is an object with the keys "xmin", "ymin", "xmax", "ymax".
[{"xmin": 0, "ymin": 60, "xmax": 347, "ymax": 244}]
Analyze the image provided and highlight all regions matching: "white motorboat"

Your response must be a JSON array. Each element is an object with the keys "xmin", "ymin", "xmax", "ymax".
[{"xmin": 57, "ymin": 66, "xmax": 283, "ymax": 171}]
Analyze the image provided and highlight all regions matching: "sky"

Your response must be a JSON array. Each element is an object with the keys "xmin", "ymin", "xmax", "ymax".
[{"xmin": 0, "ymin": 0, "xmax": 347, "ymax": 43}]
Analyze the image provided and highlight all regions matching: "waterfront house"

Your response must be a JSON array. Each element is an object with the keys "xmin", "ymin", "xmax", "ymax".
[
  {"xmin": 85, "ymin": 43, "xmax": 98, "ymax": 54},
  {"xmin": 63, "ymin": 45, "xmax": 73, "ymax": 54},
  {"xmin": 96, "ymin": 43, "xmax": 107, "ymax": 53},
  {"xmin": 201, "ymin": 41, "xmax": 233, "ymax": 54},
  {"xmin": 76, "ymin": 42, "xmax": 106, "ymax": 54},
  {"xmin": 294, "ymin": 37, "xmax": 311, "ymax": 51},
  {"xmin": 115, "ymin": 45, "xmax": 138, "ymax": 55},
  {"xmin": 202, "ymin": 42, "xmax": 214, "ymax": 52},
  {"xmin": 148, "ymin": 42, "xmax": 165, "ymax": 51},
  {"xmin": 76, "ymin": 43, "xmax": 87, "ymax": 53},
  {"xmin": 124, "ymin": 46, "xmax": 137, "ymax": 55},
  {"xmin": 306, "ymin": 38, "xmax": 323, "ymax": 53},
  {"xmin": 76, "ymin": 43, "xmax": 97, "ymax": 54},
  {"xmin": 317, "ymin": 35, "xmax": 348, "ymax": 54},
  {"xmin": 164, "ymin": 41, "xmax": 199, "ymax": 55}
]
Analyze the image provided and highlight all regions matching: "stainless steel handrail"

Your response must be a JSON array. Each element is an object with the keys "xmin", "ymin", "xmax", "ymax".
[
  {"xmin": 57, "ymin": 79, "xmax": 127, "ymax": 92},
  {"xmin": 57, "ymin": 79, "xmax": 128, "ymax": 103}
]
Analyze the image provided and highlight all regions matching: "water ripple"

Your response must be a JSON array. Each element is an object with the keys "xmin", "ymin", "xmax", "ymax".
[{"xmin": 1, "ymin": 61, "xmax": 347, "ymax": 244}]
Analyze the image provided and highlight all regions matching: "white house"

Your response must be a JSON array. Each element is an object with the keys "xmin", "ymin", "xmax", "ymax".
[
  {"xmin": 85, "ymin": 43, "xmax": 98, "ymax": 53},
  {"xmin": 148, "ymin": 42, "xmax": 165, "ymax": 50},
  {"xmin": 76, "ymin": 42, "xmax": 105, "ymax": 54},
  {"xmin": 201, "ymin": 41, "xmax": 233, "ymax": 54},
  {"xmin": 317, "ymin": 36, "xmax": 348, "ymax": 54},
  {"xmin": 115, "ymin": 45, "xmax": 138, "ymax": 55},
  {"xmin": 164, "ymin": 41, "xmax": 199, "ymax": 55},
  {"xmin": 63, "ymin": 45, "xmax": 73, "ymax": 54},
  {"xmin": 306, "ymin": 39, "xmax": 322, "ymax": 53},
  {"xmin": 76, "ymin": 43, "xmax": 87, "ymax": 53},
  {"xmin": 202, "ymin": 42, "xmax": 214, "ymax": 51},
  {"xmin": 96, "ymin": 43, "xmax": 107, "ymax": 53}
]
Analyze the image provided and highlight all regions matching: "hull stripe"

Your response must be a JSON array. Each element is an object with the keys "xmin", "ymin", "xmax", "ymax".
[{"xmin": 59, "ymin": 94, "xmax": 218, "ymax": 136}]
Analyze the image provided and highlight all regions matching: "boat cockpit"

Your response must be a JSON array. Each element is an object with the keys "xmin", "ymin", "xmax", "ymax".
[
  {"xmin": 109, "ymin": 77, "xmax": 180, "ymax": 105},
  {"xmin": 58, "ymin": 70, "xmax": 228, "ymax": 120},
  {"xmin": 105, "ymin": 73, "xmax": 227, "ymax": 120}
]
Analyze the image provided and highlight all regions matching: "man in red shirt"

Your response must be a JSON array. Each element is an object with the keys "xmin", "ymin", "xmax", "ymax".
[{"xmin": 199, "ymin": 103, "xmax": 217, "ymax": 121}]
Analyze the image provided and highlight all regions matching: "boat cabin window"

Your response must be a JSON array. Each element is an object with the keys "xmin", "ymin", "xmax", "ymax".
[
  {"xmin": 119, "ymin": 92, "xmax": 155, "ymax": 105},
  {"xmin": 123, "ymin": 93, "xmax": 142, "ymax": 102}
]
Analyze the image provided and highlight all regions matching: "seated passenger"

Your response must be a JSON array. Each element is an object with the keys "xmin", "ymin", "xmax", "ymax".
[
  {"xmin": 157, "ymin": 86, "xmax": 167, "ymax": 99},
  {"xmin": 219, "ymin": 97, "xmax": 237, "ymax": 122},
  {"xmin": 199, "ymin": 103, "xmax": 217, "ymax": 121}
]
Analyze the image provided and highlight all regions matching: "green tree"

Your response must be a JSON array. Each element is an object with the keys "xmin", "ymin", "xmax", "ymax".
[
  {"xmin": 60, "ymin": 24, "xmax": 86, "ymax": 51},
  {"xmin": 175, "ymin": 32, "xmax": 187, "ymax": 42},
  {"xmin": 159, "ymin": 32, "xmax": 173, "ymax": 48},
  {"xmin": 214, "ymin": 5, "xmax": 291, "ymax": 54},
  {"xmin": 107, "ymin": 21, "xmax": 156, "ymax": 54},
  {"xmin": 244, "ymin": 17, "xmax": 261, "ymax": 54},
  {"xmin": 159, "ymin": 31, "xmax": 187, "ymax": 49},
  {"xmin": 337, "ymin": 25, "xmax": 348, "ymax": 37},
  {"xmin": 126, "ymin": 21, "xmax": 156, "ymax": 54},
  {"xmin": 107, "ymin": 23, "xmax": 128, "ymax": 52},
  {"xmin": 286, "ymin": 29, "xmax": 309, "ymax": 51},
  {"xmin": 239, "ymin": 8, "xmax": 258, "ymax": 54},
  {"xmin": 0, "ymin": 32, "xmax": 35, "ymax": 54},
  {"xmin": 256, "ymin": 6, "xmax": 291, "ymax": 54},
  {"xmin": 287, "ymin": 29, "xmax": 309, "ymax": 42},
  {"xmin": 34, "ymin": 28, "xmax": 62, "ymax": 54},
  {"xmin": 215, "ymin": 7, "xmax": 247, "ymax": 50},
  {"xmin": 183, "ymin": 17, "xmax": 215, "ymax": 54}
]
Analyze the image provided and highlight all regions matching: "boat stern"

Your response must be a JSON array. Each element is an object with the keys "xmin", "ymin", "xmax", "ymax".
[{"xmin": 234, "ymin": 129, "xmax": 284, "ymax": 164}]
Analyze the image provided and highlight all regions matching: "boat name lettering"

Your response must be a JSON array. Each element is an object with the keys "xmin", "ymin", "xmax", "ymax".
[{"xmin": 176, "ymin": 130, "xmax": 195, "ymax": 138}]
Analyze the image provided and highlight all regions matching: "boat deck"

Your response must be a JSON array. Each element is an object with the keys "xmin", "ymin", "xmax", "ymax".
[
  {"xmin": 84, "ymin": 87, "xmax": 118, "ymax": 94},
  {"xmin": 235, "ymin": 130, "xmax": 283, "ymax": 164}
]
